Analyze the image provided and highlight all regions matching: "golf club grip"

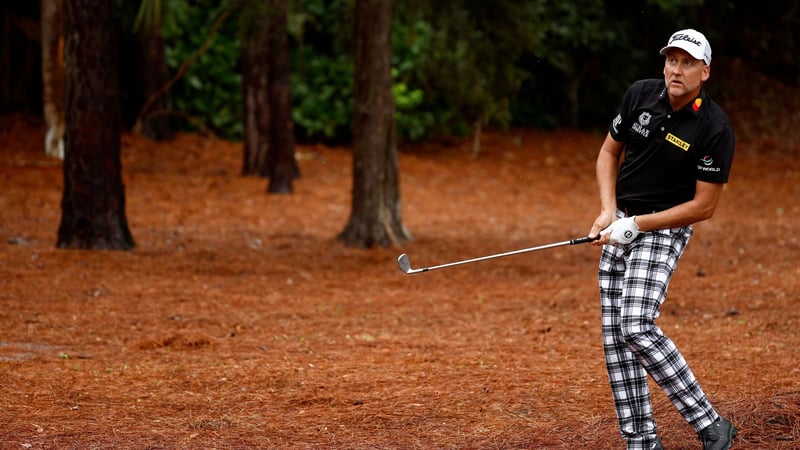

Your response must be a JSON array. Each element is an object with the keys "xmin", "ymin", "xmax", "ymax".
[{"xmin": 570, "ymin": 235, "xmax": 601, "ymax": 245}]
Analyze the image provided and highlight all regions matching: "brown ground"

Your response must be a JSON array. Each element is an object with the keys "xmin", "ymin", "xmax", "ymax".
[{"xmin": 0, "ymin": 109, "xmax": 798, "ymax": 449}]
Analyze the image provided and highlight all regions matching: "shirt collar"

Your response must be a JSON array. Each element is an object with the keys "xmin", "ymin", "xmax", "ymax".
[{"xmin": 658, "ymin": 82, "xmax": 707, "ymax": 116}]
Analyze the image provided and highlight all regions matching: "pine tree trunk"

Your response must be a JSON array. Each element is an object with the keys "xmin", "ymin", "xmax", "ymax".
[
  {"xmin": 138, "ymin": 18, "xmax": 172, "ymax": 140},
  {"xmin": 265, "ymin": 0, "xmax": 298, "ymax": 194},
  {"xmin": 41, "ymin": 0, "xmax": 65, "ymax": 159},
  {"xmin": 338, "ymin": 0, "xmax": 411, "ymax": 248},
  {"xmin": 58, "ymin": 0, "xmax": 134, "ymax": 250},
  {"xmin": 241, "ymin": 21, "xmax": 270, "ymax": 177},
  {"xmin": 241, "ymin": 0, "xmax": 298, "ymax": 190}
]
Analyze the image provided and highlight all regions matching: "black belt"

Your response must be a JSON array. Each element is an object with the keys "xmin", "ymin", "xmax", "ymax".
[{"xmin": 620, "ymin": 205, "xmax": 657, "ymax": 216}]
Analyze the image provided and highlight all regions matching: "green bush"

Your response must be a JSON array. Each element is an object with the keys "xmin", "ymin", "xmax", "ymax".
[
  {"xmin": 150, "ymin": 0, "xmax": 794, "ymax": 143},
  {"xmin": 290, "ymin": 50, "xmax": 353, "ymax": 141},
  {"xmin": 163, "ymin": 0, "xmax": 243, "ymax": 138}
]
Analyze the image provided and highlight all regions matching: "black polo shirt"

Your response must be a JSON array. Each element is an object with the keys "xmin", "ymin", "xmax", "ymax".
[{"xmin": 608, "ymin": 79, "xmax": 735, "ymax": 213}]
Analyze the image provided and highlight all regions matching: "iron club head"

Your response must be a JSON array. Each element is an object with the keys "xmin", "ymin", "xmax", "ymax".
[
  {"xmin": 396, "ymin": 254, "xmax": 428, "ymax": 274},
  {"xmin": 397, "ymin": 254, "xmax": 412, "ymax": 273}
]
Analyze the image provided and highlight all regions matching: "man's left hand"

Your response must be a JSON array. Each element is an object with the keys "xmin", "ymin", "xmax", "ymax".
[{"xmin": 601, "ymin": 216, "xmax": 640, "ymax": 245}]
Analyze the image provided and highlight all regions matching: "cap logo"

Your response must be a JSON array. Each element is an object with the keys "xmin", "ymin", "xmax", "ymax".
[{"xmin": 670, "ymin": 33, "xmax": 702, "ymax": 47}]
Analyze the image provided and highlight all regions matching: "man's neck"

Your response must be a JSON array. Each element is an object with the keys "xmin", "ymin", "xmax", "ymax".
[{"xmin": 668, "ymin": 88, "xmax": 702, "ymax": 111}]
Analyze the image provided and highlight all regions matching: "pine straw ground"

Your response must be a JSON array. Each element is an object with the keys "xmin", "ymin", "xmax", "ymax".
[{"xmin": 0, "ymin": 72, "xmax": 799, "ymax": 448}]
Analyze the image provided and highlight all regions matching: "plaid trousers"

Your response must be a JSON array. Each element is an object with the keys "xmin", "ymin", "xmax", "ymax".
[{"xmin": 598, "ymin": 215, "xmax": 718, "ymax": 449}]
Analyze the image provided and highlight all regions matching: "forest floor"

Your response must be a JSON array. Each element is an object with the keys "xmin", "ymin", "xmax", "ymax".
[{"xmin": 1, "ymin": 96, "xmax": 799, "ymax": 449}]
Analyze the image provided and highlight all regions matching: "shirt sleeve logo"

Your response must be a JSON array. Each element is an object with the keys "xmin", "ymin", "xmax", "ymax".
[
  {"xmin": 665, "ymin": 133, "xmax": 690, "ymax": 151},
  {"xmin": 612, "ymin": 114, "xmax": 622, "ymax": 134},
  {"xmin": 698, "ymin": 155, "xmax": 721, "ymax": 172}
]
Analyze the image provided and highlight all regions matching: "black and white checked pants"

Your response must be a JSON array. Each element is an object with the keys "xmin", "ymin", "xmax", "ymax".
[{"xmin": 598, "ymin": 213, "xmax": 718, "ymax": 449}]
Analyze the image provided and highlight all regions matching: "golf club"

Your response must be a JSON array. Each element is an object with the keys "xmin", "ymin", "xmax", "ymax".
[{"xmin": 397, "ymin": 235, "xmax": 600, "ymax": 275}]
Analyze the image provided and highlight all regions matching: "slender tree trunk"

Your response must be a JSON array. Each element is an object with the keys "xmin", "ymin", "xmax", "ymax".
[
  {"xmin": 138, "ymin": 17, "xmax": 172, "ymax": 140},
  {"xmin": 338, "ymin": 0, "xmax": 411, "ymax": 248},
  {"xmin": 41, "ymin": 0, "xmax": 65, "ymax": 159},
  {"xmin": 265, "ymin": 0, "xmax": 297, "ymax": 194},
  {"xmin": 241, "ymin": 14, "xmax": 270, "ymax": 177},
  {"xmin": 241, "ymin": 0, "xmax": 298, "ymax": 191},
  {"xmin": 58, "ymin": 0, "xmax": 134, "ymax": 250}
]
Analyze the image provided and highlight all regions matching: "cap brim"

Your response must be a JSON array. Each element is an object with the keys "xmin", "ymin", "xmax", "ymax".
[{"xmin": 659, "ymin": 43, "xmax": 706, "ymax": 63}]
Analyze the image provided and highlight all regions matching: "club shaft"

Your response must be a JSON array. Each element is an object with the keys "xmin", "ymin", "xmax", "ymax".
[{"xmin": 410, "ymin": 236, "xmax": 595, "ymax": 273}]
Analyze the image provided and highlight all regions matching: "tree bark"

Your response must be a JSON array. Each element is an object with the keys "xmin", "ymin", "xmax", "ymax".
[
  {"xmin": 137, "ymin": 13, "xmax": 172, "ymax": 140},
  {"xmin": 58, "ymin": 0, "xmax": 134, "ymax": 250},
  {"xmin": 265, "ymin": 0, "xmax": 297, "ymax": 194},
  {"xmin": 41, "ymin": 0, "xmax": 65, "ymax": 159},
  {"xmin": 338, "ymin": 0, "xmax": 411, "ymax": 248},
  {"xmin": 241, "ymin": 0, "xmax": 298, "ymax": 193},
  {"xmin": 241, "ymin": 9, "xmax": 270, "ymax": 177}
]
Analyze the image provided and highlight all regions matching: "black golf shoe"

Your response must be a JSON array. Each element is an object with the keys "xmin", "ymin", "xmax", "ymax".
[
  {"xmin": 650, "ymin": 437, "xmax": 664, "ymax": 450},
  {"xmin": 698, "ymin": 416, "xmax": 738, "ymax": 450}
]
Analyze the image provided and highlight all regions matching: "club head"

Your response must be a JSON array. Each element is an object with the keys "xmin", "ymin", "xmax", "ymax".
[{"xmin": 397, "ymin": 254, "xmax": 412, "ymax": 273}]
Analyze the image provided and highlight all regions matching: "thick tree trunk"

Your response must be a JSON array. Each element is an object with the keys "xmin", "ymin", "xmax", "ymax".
[
  {"xmin": 338, "ymin": 0, "xmax": 411, "ymax": 248},
  {"xmin": 58, "ymin": 0, "xmax": 134, "ymax": 250},
  {"xmin": 41, "ymin": 0, "xmax": 65, "ymax": 159}
]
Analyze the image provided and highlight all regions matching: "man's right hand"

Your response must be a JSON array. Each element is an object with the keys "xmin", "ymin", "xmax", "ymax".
[{"xmin": 589, "ymin": 211, "xmax": 617, "ymax": 245}]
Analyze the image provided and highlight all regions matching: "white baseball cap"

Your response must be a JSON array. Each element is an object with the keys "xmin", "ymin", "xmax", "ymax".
[{"xmin": 659, "ymin": 29, "xmax": 712, "ymax": 65}]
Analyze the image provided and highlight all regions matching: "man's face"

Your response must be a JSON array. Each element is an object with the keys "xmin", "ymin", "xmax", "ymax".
[{"xmin": 663, "ymin": 48, "xmax": 710, "ymax": 102}]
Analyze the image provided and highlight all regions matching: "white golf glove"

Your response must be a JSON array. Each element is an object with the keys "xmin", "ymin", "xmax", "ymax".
[{"xmin": 601, "ymin": 216, "xmax": 640, "ymax": 245}]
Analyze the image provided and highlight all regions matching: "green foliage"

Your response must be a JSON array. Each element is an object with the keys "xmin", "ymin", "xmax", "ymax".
[
  {"xmin": 645, "ymin": 0, "xmax": 704, "ymax": 13},
  {"xmin": 141, "ymin": 0, "xmax": 798, "ymax": 142},
  {"xmin": 162, "ymin": 0, "xmax": 243, "ymax": 138},
  {"xmin": 392, "ymin": 0, "xmax": 545, "ymax": 138},
  {"xmin": 133, "ymin": 0, "xmax": 164, "ymax": 33},
  {"xmin": 391, "ymin": 19, "xmax": 435, "ymax": 139},
  {"xmin": 393, "ymin": 70, "xmax": 431, "ymax": 140},
  {"xmin": 281, "ymin": 0, "xmax": 353, "ymax": 141},
  {"xmin": 291, "ymin": 50, "xmax": 353, "ymax": 140},
  {"xmin": 149, "ymin": 0, "xmax": 695, "ymax": 141},
  {"xmin": 518, "ymin": 0, "xmax": 630, "ymax": 128}
]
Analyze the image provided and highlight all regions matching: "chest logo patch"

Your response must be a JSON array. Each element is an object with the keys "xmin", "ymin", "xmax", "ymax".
[
  {"xmin": 631, "ymin": 112, "xmax": 651, "ymax": 137},
  {"xmin": 666, "ymin": 133, "xmax": 690, "ymax": 151}
]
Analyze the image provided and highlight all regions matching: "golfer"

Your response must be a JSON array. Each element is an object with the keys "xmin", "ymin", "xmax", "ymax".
[{"xmin": 588, "ymin": 29, "xmax": 737, "ymax": 450}]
